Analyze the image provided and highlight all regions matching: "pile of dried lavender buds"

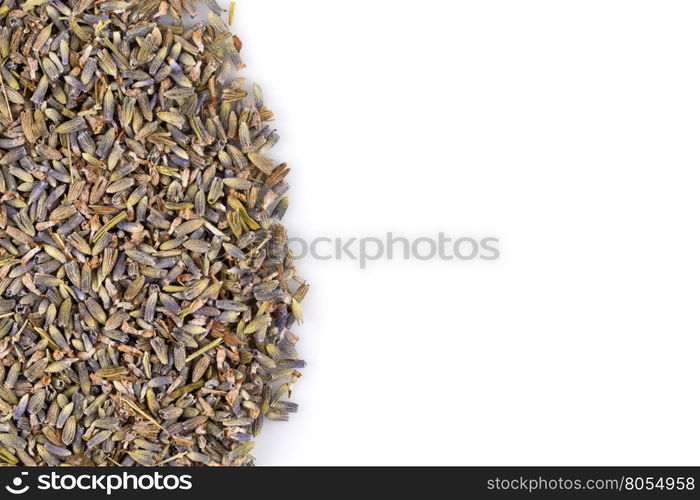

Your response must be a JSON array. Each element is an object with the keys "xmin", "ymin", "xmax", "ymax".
[{"xmin": 0, "ymin": 0, "xmax": 306, "ymax": 467}]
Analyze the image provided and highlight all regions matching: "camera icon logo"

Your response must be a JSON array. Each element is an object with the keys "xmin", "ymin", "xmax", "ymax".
[{"xmin": 5, "ymin": 472, "xmax": 29, "ymax": 495}]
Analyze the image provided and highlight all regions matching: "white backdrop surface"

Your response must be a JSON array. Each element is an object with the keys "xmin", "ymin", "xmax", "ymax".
[{"xmin": 227, "ymin": 0, "xmax": 700, "ymax": 465}]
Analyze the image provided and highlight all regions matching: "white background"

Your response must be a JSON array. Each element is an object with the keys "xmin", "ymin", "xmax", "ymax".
[{"xmin": 228, "ymin": 0, "xmax": 700, "ymax": 465}]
